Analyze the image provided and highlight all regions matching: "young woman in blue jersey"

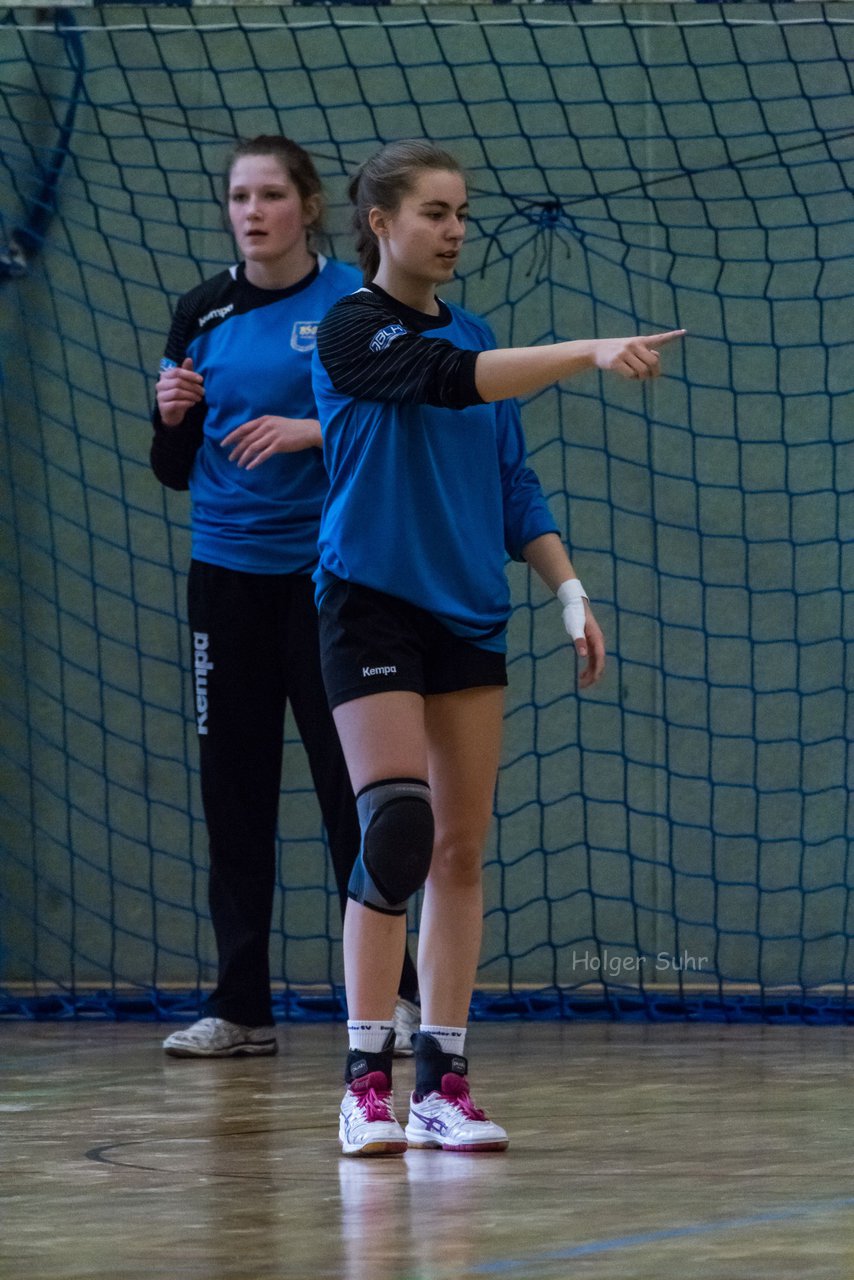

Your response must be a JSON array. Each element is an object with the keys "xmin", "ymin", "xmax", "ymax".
[
  {"xmin": 151, "ymin": 135, "xmax": 419, "ymax": 1058},
  {"xmin": 312, "ymin": 139, "xmax": 685, "ymax": 1155}
]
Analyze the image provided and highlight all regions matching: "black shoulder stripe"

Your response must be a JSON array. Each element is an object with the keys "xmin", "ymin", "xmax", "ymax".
[{"xmin": 316, "ymin": 294, "xmax": 483, "ymax": 410}]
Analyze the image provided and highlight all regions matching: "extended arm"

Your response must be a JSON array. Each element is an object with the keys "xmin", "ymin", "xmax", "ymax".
[{"xmin": 474, "ymin": 331, "xmax": 685, "ymax": 403}]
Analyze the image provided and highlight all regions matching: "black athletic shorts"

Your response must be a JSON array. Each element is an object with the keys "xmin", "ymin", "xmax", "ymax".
[{"xmin": 318, "ymin": 576, "xmax": 508, "ymax": 710}]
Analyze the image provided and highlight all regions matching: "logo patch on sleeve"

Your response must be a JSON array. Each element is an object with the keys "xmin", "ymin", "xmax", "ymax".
[
  {"xmin": 291, "ymin": 321, "xmax": 318, "ymax": 351},
  {"xmin": 369, "ymin": 323, "xmax": 407, "ymax": 353}
]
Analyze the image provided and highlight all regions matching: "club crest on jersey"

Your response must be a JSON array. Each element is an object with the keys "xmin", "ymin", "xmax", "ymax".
[
  {"xmin": 291, "ymin": 321, "xmax": 318, "ymax": 351},
  {"xmin": 370, "ymin": 323, "xmax": 407, "ymax": 353}
]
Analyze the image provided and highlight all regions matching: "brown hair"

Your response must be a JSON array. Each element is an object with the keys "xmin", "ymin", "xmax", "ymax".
[
  {"xmin": 348, "ymin": 139, "xmax": 465, "ymax": 279},
  {"xmin": 225, "ymin": 135, "xmax": 325, "ymax": 238}
]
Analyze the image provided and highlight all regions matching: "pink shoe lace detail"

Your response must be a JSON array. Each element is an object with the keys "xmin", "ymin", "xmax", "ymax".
[
  {"xmin": 349, "ymin": 1071, "xmax": 396, "ymax": 1123},
  {"xmin": 439, "ymin": 1072, "xmax": 488, "ymax": 1121}
]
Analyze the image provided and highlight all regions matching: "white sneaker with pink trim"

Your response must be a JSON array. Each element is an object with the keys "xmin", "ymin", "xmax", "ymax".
[
  {"xmin": 339, "ymin": 1071, "xmax": 407, "ymax": 1157},
  {"xmin": 405, "ymin": 1073, "xmax": 509, "ymax": 1152}
]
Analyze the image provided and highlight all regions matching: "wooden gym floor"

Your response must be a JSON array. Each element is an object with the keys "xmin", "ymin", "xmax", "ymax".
[{"xmin": 1, "ymin": 1020, "xmax": 851, "ymax": 1279}]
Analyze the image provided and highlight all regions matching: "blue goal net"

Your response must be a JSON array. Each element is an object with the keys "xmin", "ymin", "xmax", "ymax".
[{"xmin": 1, "ymin": 4, "xmax": 851, "ymax": 1022}]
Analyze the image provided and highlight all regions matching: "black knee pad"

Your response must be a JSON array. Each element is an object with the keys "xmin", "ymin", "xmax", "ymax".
[{"xmin": 349, "ymin": 778, "xmax": 434, "ymax": 915}]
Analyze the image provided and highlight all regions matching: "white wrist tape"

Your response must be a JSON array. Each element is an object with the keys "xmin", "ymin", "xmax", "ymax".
[{"xmin": 557, "ymin": 578, "xmax": 588, "ymax": 641}]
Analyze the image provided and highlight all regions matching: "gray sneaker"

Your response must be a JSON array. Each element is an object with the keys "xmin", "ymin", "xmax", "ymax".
[
  {"xmin": 392, "ymin": 998, "xmax": 420, "ymax": 1058},
  {"xmin": 162, "ymin": 1016, "xmax": 277, "ymax": 1058}
]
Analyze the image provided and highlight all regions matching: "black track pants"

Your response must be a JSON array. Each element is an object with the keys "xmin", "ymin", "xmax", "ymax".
[
  {"xmin": 188, "ymin": 562, "xmax": 417, "ymax": 1026},
  {"xmin": 188, "ymin": 565, "xmax": 348, "ymax": 1024}
]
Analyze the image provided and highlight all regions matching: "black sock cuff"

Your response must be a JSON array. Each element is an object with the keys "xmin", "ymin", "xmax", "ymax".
[
  {"xmin": 345, "ymin": 1028, "xmax": 396, "ymax": 1084},
  {"xmin": 412, "ymin": 1032, "xmax": 468, "ymax": 1096}
]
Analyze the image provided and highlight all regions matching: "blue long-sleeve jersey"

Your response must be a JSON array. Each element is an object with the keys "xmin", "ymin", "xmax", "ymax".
[
  {"xmin": 312, "ymin": 285, "xmax": 559, "ymax": 651},
  {"xmin": 151, "ymin": 255, "xmax": 361, "ymax": 574}
]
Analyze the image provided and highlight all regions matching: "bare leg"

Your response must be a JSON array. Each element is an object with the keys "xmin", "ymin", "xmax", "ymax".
[
  {"xmin": 332, "ymin": 691, "xmax": 428, "ymax": 1021},
  {"xmin": 418, "ymin": 686, "xmax": 505, "ymax": 1027}
]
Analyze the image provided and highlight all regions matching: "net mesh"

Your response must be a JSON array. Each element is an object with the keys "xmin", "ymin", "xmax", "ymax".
[{"xmin": 1, "ymin": 4, "xmax": 852, "ymax": 1021}]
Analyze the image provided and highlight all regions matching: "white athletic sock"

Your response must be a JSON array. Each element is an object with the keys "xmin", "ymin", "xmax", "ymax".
[
  {"xmin": 347, "ymin": 1019, "xmax": 394, "ymax": 1054},
  {"xmin": 419, "ymin": 1024, "xmax": 467, "ymax": 1055}
]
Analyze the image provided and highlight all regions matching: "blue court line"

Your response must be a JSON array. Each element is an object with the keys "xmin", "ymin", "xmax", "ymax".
[{"xmin": 471, "ymin": 1195, "xmax": 854, "ymax": 1274}]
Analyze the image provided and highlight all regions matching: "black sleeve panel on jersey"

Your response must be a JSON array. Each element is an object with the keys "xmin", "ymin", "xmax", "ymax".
[
  {"xmin": 316, "ymin": 295, "xmax": 483, "ymax": 410},
  {"xmin": 150, "ymin": 288, "xmax": 209, "ymax": 491},
  {"xmin": 150, "ymin": 404, "xmax": 206, "ymax": 491}
]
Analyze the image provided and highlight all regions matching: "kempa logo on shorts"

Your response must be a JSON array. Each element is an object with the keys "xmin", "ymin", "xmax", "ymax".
[
  {"xmin": 193, "ymin": 631, "xmax": 214, "ymax": 734},
  {"xmin": 362, "ymin": 664, "xmax": 398, "ymax": 678},
  {"xmin": 198, "ymin": 303, "xmax": 234, "ymax": 328}
]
